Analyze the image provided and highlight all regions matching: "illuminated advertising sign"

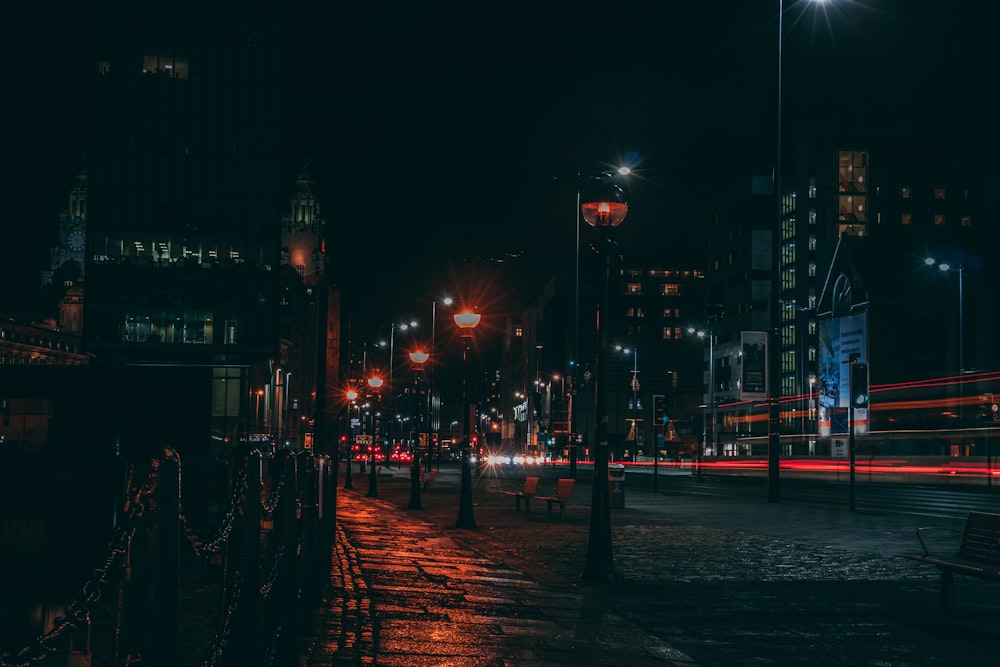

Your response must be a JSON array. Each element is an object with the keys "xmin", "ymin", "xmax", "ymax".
[
  {"xmin": 817, "ymin": 312, "xmax": 868, "ymax": 436},
  {"xmin": 740, "ymin": 331, "xmax": 767, "ymax": 401}
]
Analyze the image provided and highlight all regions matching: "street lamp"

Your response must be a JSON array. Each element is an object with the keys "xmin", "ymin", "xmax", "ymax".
[
  {"xmin": 407, "ymin": 349, "xmax": 429, "ymax": 510},
  {"xmin": 344, "ymin": 389, "xmax": 359, "ymax": 489},
  {"xmin": 428, "ymin": 297, "xmax": 452, "ymax": 472},
  {"xmin": 687, "ymin": 328, "xmax": 714, "ymax": 479},
  {"xmin": 579, "ymin": 173, "xmax": 628, "ymax": 583},
  {"xmin": 614, "ymin": 345, "xmax": 639, "ymax": 463},
  {"xmin": 924, "ymin": 257, "xmax": 966, "ymax": 375},
  {"xmin": 383, "ymin": 320, "xmax": 418, "ymax": 449},
  {"xmin": 453, "ymin": 308, "xmax": 481, "ymax": 530},
  {"xmin": 573, "ymin": 167, "xmax": 631, "ymax": 471},
  {"xmin": 254, "ymin": 388, "xmax": 264, "ymax": 429},
  {"xmin": 366, "ymin": 375, "xmax": 384, "ymax": 498}
]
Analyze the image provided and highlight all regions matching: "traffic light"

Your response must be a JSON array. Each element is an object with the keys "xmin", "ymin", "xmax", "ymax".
[
  {"xmin": 850, "ymin": 362, "xmax": 869, "ymax": 408},
  {"xmin": 652, "ymin": 394, "xmax": 668, "ymax": 424}
]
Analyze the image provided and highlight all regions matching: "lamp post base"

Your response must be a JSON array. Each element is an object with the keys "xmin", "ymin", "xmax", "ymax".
[
  {"xmin": 407, "ymin": 453, "xmax": 423, "ymax": 510},
  {"xmin": 454, "ymin": 448, "xmax": 477, "ymax": 530},
  {"xmin": 580, "ymin": 444, "xmax": 616, "ymax": 582},
  {"xmin": 366, "ymin": 455, "xmax": 379, "ymax": 498}
]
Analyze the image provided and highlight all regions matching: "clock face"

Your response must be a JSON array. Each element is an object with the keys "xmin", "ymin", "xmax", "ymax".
[{"xmin": 66, "ymin": 227, "xmax": 86, "ymax": 252}]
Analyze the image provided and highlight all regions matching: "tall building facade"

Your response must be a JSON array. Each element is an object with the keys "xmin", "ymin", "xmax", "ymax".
[
  {"xmin": 501, "ymin": 255, "xmax": 706, "ymax": 462},
  {"xmin": 81, "ymin": 0, "xmax": 285, "ymax": 455},
  {"xmin": 704, "ymin": 123, "xmax": 991, "ymax": 457}
]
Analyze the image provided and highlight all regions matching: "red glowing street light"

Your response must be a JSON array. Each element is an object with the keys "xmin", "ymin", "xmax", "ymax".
[
  {"xmin": 366, "ymin": 375, "xmax": 384, "ymax": 497},
  {"xmin": 454, "ymin": 308, "xmax": 481, "ymax": 529}
]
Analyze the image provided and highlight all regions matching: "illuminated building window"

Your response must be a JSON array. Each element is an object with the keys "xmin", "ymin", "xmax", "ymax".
[
  {"xmin": 901, "ymin": 186, "xmax": 910, "ymax": 199},
  {"xmin": 934, "ymin": 188, "xmax": 946, "ymax": 199},
  {"xmin": 625, "ymin": 283, "xmax": 643, "ymax": 295},
  {"xmin": 961, "ymin": 215, "xmax": 972, "ymax": 226},
  {"xmin": 142, "ymin": 55, "xmax": 189, "ymax": 79},
  {"xmin": 661, "ymin": 326, "xmax": 681, "ymax": 340},
  {"xmin": 901, "ymin": 213, "xmax": 912, "ymax": 225},
  {"xmin": 660, "ymin": 283, "xmax": 680, "ymax": 296},
  {"xmin": 934, "ymin": 214, "xmax": 945, "ymax": 226}
]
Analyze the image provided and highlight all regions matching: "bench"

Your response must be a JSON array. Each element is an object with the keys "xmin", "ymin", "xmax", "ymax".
[
  {"xmin": 534, "ymin": 478, "xmax": 576, "ymax": 519},
  {"xmin": 904, "ymin": 511, "xmax": 1000, "ymax": 609},
  {"xmin": 420, "ymin": 468, "xmax": 438, "ymax": 491},
  {"xmin": 502, "ymin": 476, "xmax": 540, "ymax": 512}
]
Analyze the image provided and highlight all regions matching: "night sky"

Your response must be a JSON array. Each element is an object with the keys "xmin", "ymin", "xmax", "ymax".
[{"xmin": 4, "ymin": 1, "xmax": 995, "ymax": 331}]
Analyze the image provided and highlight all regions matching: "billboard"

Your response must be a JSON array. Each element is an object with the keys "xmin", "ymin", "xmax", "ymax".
[
  {"xmin": 817, "ymin": 313, "xmax": 868, "ymax": 436},
  {"xmin": 740, "ymin": 331, "xmax": 768, "ymax": 401}
]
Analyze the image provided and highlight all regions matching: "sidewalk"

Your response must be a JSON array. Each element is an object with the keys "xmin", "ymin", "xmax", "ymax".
[{"xmin": 300, "ymin": 463, "xmax": 999, "ymax": 666}]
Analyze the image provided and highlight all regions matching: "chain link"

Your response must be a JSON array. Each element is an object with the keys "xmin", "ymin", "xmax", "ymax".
[
  {"xmin": 1, "ymin": 449, "xmax": 312, "ymax": 667},
  {"xmin": 0, "ymin": 461, "xmax": 154, "ymax": 667}
]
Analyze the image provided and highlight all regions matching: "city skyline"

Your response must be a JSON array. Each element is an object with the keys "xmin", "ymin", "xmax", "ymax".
[{"xmin": 4, "ymin": 1, "xmax": 994, "ymax": 319}]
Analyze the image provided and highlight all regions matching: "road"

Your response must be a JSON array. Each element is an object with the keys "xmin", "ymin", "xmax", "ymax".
[{"xmin": 494, "ymin": 462, "xmax": 1000, "ymax": 520}]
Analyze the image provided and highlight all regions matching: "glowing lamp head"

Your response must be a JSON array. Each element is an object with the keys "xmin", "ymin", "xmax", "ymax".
[
  {"xmin": 346, "ymin": 389, "xmax": 358, "ymax": 401},
  {"xmin": 367, "ymin": 376, "xmax": 384, "ymax": 389},
  {"xmin": 409, "ymin": 350, "xmax": 430, "ymax": 364},
  {"xmin": 453, "ymin": 310, "xmax": 482, "ymax": 330},
  {"xmin": 581, "ymin": 179, "xmax": 628, "ymax": 228}
]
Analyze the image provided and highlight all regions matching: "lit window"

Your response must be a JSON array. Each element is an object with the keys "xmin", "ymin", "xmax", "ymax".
[
  {"xmin": 901, "ymin": 213, "xmax": 912, "ymax": 225},
  {"xmin": 660, "ymin": 284, "xmax": 680, "ymax": 297},
  {"xmin": 514, "ymin": 326, "xmax": 523, "ymax": 337},
  {"xmin": 961, "ymin": 215, "xmax": 972, "ymax": 227},
  {"xmin": 626, "ymin": 283, "xmax": 643, "ymax": 295},
  {"xmin": 934, "ymin": 214, "xmax": 945, "ymax": 226},
  {"xmin": 934, "ymin": 188, "xmax": 946, "ymax": 200},
  {"xmin": 901, "ymin": 187, "xmax": 910, "ymax": 199}
]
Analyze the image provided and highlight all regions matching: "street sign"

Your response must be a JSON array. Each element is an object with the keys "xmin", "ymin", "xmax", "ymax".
[{"xmin": 832, "ymin": 438, "xmax": 848, "ymax": 460}]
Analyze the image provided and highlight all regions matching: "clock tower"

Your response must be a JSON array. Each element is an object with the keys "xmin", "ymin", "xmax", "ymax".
[{"xmin": 41, "ymin": 156, "xmax": 87, "ymax": 326}]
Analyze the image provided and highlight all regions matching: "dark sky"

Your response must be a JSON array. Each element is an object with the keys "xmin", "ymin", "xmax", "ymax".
[{"xmin": 4, "ymin": 1, "xmax": 995, "ymax": 329}]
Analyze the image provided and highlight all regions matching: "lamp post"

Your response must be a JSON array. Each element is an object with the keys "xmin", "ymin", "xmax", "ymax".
[
  {"xmin": 345, "ymin": 389, "xmax": 359, "ymax": 489},
  {"xmin": 384, "ymin": 320, "xmax": 418, "ymax": 451},
  {"xmin": 407, "ymin": 349, "xmax": 429, "ymax": 510},
  {"xmin": 574, "ymin": 167, "xmax": 631, "ymax": 472},
  {"xmin": 579, "ymin": 173, "xmax": 628, "ymax": 583},
  {"xmin": 453, "ymin": 309, "xmax": 481, "ymax": 530},
  {"xmin": 614, "ymin": 345, "xmax": 639, "ymax": 463},
  {"xmin": 366, "ymin": 375, "xmax": 383, "ymax": 498},
  {"xmin": 428, "ymin": 297, "xmax": 452, "ymax": 472},
  {"xmin": 687, "ymin": 328, "xmax": 714, "ymax": 478},
  {"xmin": 924, "ymin": 257, "xmax": 965, "ymax": 375},
  {"xmin": 767, "ymin": 0, "xmax": 788, "ymax": 504}
]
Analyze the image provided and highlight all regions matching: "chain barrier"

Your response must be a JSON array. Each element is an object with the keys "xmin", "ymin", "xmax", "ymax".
[
  {"xmin": 262, "ymin": 464, "xmax": 285, "ymax": 515},
  {"xmin": 1, "ymin": 449, "xmax": 325, "ymax": 667},
  {"xmin": 201, "ymin": 570, "xmax": 242, "ymax": 667},
  {"xmin": 260, "ymin": 543, "xmax": 285, "ymax": 600},
  {"xmin": 262, "ymin": 618, "xmax": 281, "ymax": 667},
  {"xmin": 0, "ymin": 461, "xmax": 156, "ymax": 667},
  {"xmin": 180, "ymin": 465, "xmax": 248, "ymax": 558}
]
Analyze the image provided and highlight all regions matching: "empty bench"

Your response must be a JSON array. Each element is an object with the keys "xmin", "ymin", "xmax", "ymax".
[
  {"xmin": 534, "ymin": 478, "xmax": 576, "ymax": 519},
  {"xmin": 503, "ymin": 476, "xmax": 540, "ymax": 512},
  {"xmin": 904, "ymin": 511, "xmax": 1000, "ymax": 608}
]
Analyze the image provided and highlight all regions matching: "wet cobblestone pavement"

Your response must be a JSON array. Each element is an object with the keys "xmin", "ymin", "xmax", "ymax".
[{"xmin": 300, "ymin": 465, "xmax": 999, "ymax": 666}]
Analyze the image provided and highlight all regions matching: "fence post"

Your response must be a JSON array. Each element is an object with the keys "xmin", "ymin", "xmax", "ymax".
[
  {"xmin": 224, "ymin": 448, "xmax": 262, "ymax": 667},
  {"xmin": 273, "ymin": 451, "xmax": 299, "ymax": 665},
  {"xmin": 151, "ymin": 453, "xmax": 179, "ymax": 667},
  {"xmin": 301, "ymin": 454, "xmax": 320, "ymax": 612}
]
